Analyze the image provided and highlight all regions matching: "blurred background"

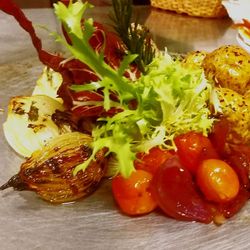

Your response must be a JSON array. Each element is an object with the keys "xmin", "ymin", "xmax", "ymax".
[
  {"xmin": 9, "ymin": 0, "xmax": 236, "ymax": 54},
  {"xmin": 12, "ymin": 0, "xmax": 151, "ymax": 8},
  {"xmin": 13, "ymin": 0, "xmax": 53, "ymax": 8}
]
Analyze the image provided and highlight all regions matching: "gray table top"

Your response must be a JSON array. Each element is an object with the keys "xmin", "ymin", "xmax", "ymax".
[{"xmin": 0, "ymin": 6, "xmax": 249, "ymax": 250}]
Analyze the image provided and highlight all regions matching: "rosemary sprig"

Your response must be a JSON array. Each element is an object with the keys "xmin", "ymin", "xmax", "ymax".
[{"xmin": 110, "ymin": 0, "xmax": 156, "ymax": 73}]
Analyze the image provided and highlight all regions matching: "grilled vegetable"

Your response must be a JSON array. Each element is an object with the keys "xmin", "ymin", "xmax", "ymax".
[
  {"xmin": 3, "ymin": 95, "xmax": 71, "ymax": 157},
  {"xmin": 182, "ymin": 50, "xmax": 207, "ymax": 69},
  {"xmin": 0, "ymin": 132, "xmax": 107, "ymax": 203},
  {"xmin": 32, "ymin": 67, "xmax": 63, "ymax": 103},
  {"xmin": 202, "ymin": 45, "xmax": 250, "ymax": 95},
  {"xmin": 216, "ymin": 87, "xmax": 250, "ymax": 144}
]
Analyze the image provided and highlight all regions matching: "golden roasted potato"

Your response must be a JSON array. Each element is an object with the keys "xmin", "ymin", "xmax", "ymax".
[
  {"xmin": 182, "ymin": 50, "xmax": 208, "ymax": 69},
  {"xmin": 202, "ymin": 45, "xmax": 250, "ymax": 95},
  {"xmin": 245, "ymin": 89, "xmax": 250, "ymax": 99},
  {"xmin": 216, "ymin": 87, "xmax": 250, "ymax": 144}
]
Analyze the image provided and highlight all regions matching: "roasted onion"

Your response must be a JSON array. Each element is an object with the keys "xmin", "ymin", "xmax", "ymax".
[
  {"xmin": 3, "ymin": 95, "xmax": 71, "ymax": 157},
  {"xmin": 0, "ymin": 132, "xmax": 107, "ymax": 203}
]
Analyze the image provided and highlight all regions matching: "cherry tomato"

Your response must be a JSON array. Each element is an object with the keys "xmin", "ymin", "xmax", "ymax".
[
  {"xmin": 175, "ymin": 131, "xmax": 218, "ymax": 173},
  {"xmin": 151, "ymin": 155, "xmax": 213, "ymax": 223},
  {"xmin": 112, "ymin": 170, "xmax": 157, "ymax": 216},
  {"xmin": 197, "ymin": 159, "xmax": 240, "ymax": 203},
  {"xmin": 134, "ymin": 147, "xmax": 174, "ymax": 175}
]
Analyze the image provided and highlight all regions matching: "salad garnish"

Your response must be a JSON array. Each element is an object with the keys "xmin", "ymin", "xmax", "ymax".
[
  {"xmin": 52, "ymin": 1, "xmax": 215, "ymax": 178},
  {"xmin": 110, "ymin": 0, "xmax": 156, "ymax": 73}
]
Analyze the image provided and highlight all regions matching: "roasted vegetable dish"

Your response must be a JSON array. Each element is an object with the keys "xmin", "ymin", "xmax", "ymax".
[{"xmin": 1, "ymin": 0, "xmax": 250, "ymax": 225}]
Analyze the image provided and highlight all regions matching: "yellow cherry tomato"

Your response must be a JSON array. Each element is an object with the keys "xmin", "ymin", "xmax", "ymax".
[{"xmin": 197, "ymin": 159, "xmax": 240, "ymax": 203}]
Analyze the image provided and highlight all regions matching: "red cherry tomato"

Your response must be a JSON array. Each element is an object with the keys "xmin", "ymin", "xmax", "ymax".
[
  {"xmin": 112, "ymin": 170, "xmax": 157, "ymax": 216},
  {"xmin": 151, "ymin": 155, "xmax": 213, "ymax": 223},
  {"xmin": 175, "ymin": 131, "xmax": 218, "ymax": 173},
  {"xmin": 197, "ymin": 159, "xmax": 240, "ymax": 203},
  {"xmin": 134, "ymin": 147, "xmax": 174, "ymax": 175}
]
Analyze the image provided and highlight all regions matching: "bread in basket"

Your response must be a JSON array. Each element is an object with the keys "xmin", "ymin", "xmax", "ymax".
[{"xmin": 150, "ymin": 0, "xmax": 228, "ymax": 18}]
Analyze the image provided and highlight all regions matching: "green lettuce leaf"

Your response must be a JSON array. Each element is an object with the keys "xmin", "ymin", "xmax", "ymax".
[{"xmin": 54, "ymin": 1, "xmax": 215, "ymax": 178}]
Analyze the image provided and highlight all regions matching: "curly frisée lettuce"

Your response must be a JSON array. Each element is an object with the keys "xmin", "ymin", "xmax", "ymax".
[
  {"xmin": 53, "ymin": 1, "xmax": 215, "ymax": 178},
  {"xmin": 73, "ymin": 53, "xmax": 215, "ymax": 177}
]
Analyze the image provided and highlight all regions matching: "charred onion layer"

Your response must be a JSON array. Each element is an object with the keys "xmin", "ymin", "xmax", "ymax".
[{"xmin": 0, "ymin": 132, "xmax": 107, "ymax": 203}]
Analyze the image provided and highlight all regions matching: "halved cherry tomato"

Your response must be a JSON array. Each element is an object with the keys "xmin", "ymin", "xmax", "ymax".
[
  {"xmin": 175, "ymin": 131, "xmax": 218, "ymax": 173},
  {"xmin": 197, "ymin": 159, "xmax": 240, "ymax": 203},
  {"xmin": 134, "ymin": 147, "xmax": 174, "ymax": 175},
  {"xmin": 112, "ymin": 170, "xmax": 157, "ymax": 216},
  {"xmin": 151, "ymin": 155, "xmax": 213, "ymax": 223}
]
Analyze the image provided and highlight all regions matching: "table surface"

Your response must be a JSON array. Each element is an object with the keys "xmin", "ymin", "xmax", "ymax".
[{"xmin": 0, "ymin": 4, "xmax": 249, "ymax": 250}]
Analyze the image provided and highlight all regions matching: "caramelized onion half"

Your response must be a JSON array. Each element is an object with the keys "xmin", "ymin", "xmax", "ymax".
[{"xmin": 0, "ymin": 132, "xmax": 107, "ymax": 203}]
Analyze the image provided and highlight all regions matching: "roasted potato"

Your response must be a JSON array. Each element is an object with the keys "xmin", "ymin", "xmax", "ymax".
[
  {"xmin": 216, "ymin": 87, "xmax": 250, "ymax": 144},
  {"xmin": 245, "ymin": 89, "xmax": 250, "ymax": 99},
  {"xmin": 202, "ymin": 45, "xmax": 250, "ymax": 95},
  {"xmin": 182, "ymin": 50, "xmax": 208, "ymax": 69}
]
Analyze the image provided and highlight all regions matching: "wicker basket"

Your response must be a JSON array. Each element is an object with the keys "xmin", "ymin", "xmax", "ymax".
[{"xmin": 150, "ymin": 0, "xmax": 228, "ymax": 18}]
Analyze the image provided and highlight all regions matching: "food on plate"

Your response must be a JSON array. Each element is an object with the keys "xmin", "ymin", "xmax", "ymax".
[
  {"xmin": 202, "ymin": 45, "xmax": 250, "ymax": 95},
  {"xmin": 3, "ymin": 95, "xmax": 71, "ymax": 157},
  {"xmin": 151, "ymin": 155, "xmax": 213, "ymax": 223},
  {"xmin": 196, "ymin": 159, "xmax": 240, "ymax": 203},
  {"xmin": 32, "ymin": 67, "xmax": 63, "ymax": 103},
  {"xmin": 1, "ymin": 0, "xmax": 250, "ymax": 225},
  {"xmin": 216, "ymin": 87, "xmax": 250, "ymax": 144},
  {"xmin": 112, "ymin": 169, "xmax": 157, "ymax": 215},
  {"xmin": 174, "ymin": 131, "xmax": 219, "ymax": 174},
  {"xmin": 0, "ymin": 132, "xmax": 107, "ymax": 203},
  {"xmin": 182, "ymin": 50, "xmax": 208, "ymax": 69},
  {"xmin": 183, "ymin": 48, "xmax": 250, "ymax": 145}
]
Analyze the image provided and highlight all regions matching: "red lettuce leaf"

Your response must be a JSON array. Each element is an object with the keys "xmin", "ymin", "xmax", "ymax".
[{"xmin": 0, "ymin": 0, "xmax": 138, "ymax": 119}]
